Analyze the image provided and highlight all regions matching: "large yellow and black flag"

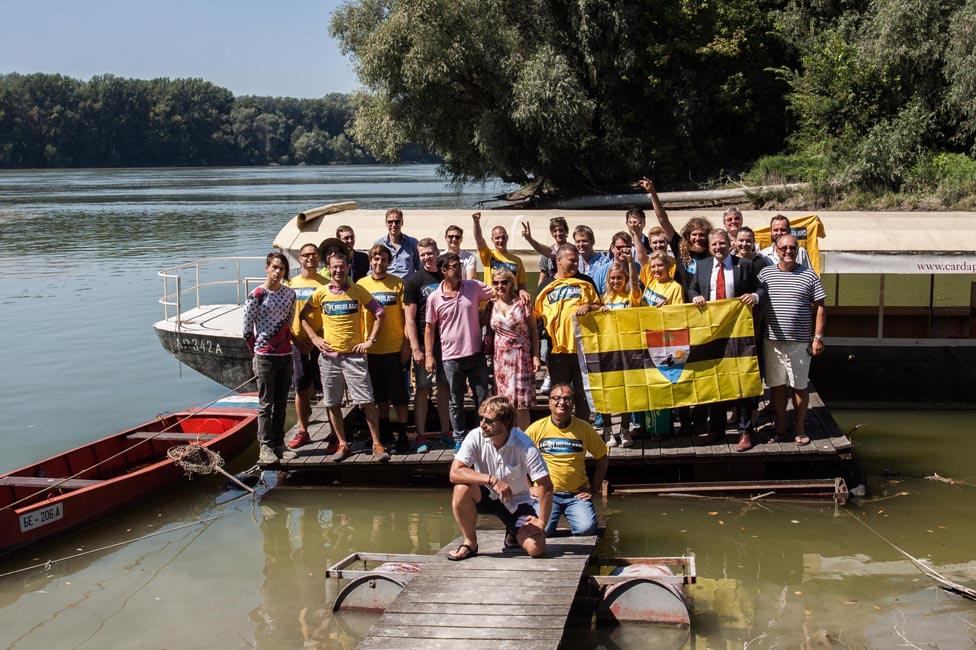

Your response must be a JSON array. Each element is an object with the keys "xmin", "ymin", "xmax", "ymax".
[{"xmin": 575, "ymin": 300, "xmax": 762, "ymax": 413}]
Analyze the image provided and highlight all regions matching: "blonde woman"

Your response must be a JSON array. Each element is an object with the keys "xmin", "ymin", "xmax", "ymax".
[
  {"xmin": 597, "ymin": 259, "xmax": 641, "ymax": 447},
  {"xmin": 488, "ymin": 268, "xmax": 540, "ymax": 429}
]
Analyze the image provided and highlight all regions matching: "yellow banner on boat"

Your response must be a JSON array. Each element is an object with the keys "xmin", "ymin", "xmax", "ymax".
[
  {"xmin": 754, "ymin": 213, "xmax": 825, "ymax": 274},
  {"xmin": 575, "ymin": 300, "xmax": 762, "ymax": 413}
]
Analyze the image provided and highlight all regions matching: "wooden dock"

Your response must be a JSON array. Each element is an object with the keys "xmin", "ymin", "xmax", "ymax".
[
  {"xmin": 265, "ymin": 388, "xmax": 855, "ymax": 485},
  {"xmin": 358, "ymin": 529, "xmax": 599, "ymax": 649}
]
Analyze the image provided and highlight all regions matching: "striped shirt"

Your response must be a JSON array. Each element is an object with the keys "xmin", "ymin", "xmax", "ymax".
[{"xmin": 758, "ymin": 266, "xmax": 826, "ymax": 342}]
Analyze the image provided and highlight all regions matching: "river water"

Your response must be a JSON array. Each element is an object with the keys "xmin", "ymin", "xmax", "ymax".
[{"xmin": 0, "ymin": 167, "xmax": 974, "ymax": 649}]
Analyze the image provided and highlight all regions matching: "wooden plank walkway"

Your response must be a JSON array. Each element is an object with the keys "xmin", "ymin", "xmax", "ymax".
[
  {"xmin": 266, "ymin": 387, "xmax": 853, "ymax": 473},
  {"xmin": 358, "ymin": 529, "xmax": 598, "ymax": 650}
]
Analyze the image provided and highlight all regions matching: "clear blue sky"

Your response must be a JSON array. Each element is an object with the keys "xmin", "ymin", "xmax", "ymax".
[{"xmin": 0, "ymin": 0, "xmax": 359, "ymax": 97}]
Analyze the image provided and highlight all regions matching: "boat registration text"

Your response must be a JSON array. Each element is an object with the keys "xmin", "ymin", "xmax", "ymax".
[{"xmin": 19, "ymin": 503, "xmax": 64, "ymax": 532}]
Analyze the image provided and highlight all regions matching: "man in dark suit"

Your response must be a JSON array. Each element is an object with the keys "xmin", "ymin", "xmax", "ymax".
[
  {"xmin": 688, "ymin": 229, "xmax": 762, "ymax": 451},
  {"xmin": 337, "ymin": 225, "xmax": 370, "ymax": 281}
]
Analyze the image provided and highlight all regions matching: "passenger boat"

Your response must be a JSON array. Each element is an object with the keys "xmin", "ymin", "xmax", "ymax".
[
  {"xmin": 154, "ymin": 203, "xmax": 976, "ymax": 406},
  {"xmin": 0, "ymin": 395, "xmax": 258, "ymax": 557}
]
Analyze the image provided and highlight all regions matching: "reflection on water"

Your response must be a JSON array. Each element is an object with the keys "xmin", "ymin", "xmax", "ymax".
[
  {"xmin": 0, "ymin": 165, "xmax": 510, "ymax": 473},
  {"xmin": 2, "ymin": 168, "xmax": 976, "ymax": 648}
]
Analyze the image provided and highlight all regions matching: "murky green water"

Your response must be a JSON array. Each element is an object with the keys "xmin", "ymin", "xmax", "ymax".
[{"xmin": 1, "ymin": 168, "xmax": 974, "ymax": 648}]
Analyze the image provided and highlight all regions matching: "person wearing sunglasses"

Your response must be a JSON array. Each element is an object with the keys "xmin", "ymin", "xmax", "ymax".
[
  {"xmin": 425, "ymin": 252, "xmax": 494, "ymax": 450},
  {"xmin": 374, "ymin": 207, "xmax": 420, "ymax": 279},
  {"xmin": 525, "ymin": 383, "xmax": 607, "ymax": 537},
  {"xmin": 758, "ymin": 234, "xmax": 826, "ymax": 448},
  {"xmin": 487, "ymin": 269, "xmax": 541, "ymax": 430},
  {"xmin": 443, "ymin": 225, "xmax": 477, "ymax": 280},
  {"xmin": 448, "ymin": 396, "xmax": 552, "ymax": 560}
]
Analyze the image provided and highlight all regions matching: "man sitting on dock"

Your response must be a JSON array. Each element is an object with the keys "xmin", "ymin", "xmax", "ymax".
[
  {"xmin": 301, "ymin": 251, "xmax": 390, "ymax": 462},
  {"xmin": 449, "ymin": 396, "xmax": 553, "ymax": 560},
  {"xmin": 758, "ymin": 234, "xmax": 827, "ymax": 446},
  {"xmin": 526, "ymin": 383, "xmax": 608, "ymax": 537}
]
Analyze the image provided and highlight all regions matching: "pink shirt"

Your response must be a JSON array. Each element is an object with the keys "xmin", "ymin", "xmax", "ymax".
[{"xmin": 426, "ymin": 279, "xmax": 493, "ymax": 360}]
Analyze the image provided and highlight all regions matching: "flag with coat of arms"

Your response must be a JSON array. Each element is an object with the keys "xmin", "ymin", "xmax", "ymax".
[{"xmin": 574, "ymin": 299, "xmax": 762, "ymax": 413}]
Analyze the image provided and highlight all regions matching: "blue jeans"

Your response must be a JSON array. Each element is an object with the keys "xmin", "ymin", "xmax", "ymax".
[{"xmin": 540, "ymin": 492, "xmax": 598, "ymax": 537}]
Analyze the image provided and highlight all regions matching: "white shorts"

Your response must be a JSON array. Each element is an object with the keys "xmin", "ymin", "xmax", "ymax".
[
  {"xmin": 764, "ymin": 339, "xmax": 812, "ymax": 390},
  {"xmin": 318, "ymin": 354, "xmax": 374, "ymax": 407}
]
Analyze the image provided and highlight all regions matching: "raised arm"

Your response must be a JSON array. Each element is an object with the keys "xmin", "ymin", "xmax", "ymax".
[
  {"xmin": 472, "ymin": 211, "xmax": 488, "ymax": 253},
  {"xmin": 637, "ymin": 178, "xmax": 675, "ymax": 241},
  {"xmin": 521, "ymin": 221, "xmax": 554, "ymax": 257}
]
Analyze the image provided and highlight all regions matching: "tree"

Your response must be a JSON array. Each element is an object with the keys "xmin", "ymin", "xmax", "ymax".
[{"xmin": 330, "ymin": 0, "xmax": 790, "ymax": 192}]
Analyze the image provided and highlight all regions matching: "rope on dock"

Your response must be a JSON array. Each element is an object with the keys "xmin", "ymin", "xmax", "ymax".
[{"xmin": 1, "ymin": 376, "xmax": 257, "ymax": 512}]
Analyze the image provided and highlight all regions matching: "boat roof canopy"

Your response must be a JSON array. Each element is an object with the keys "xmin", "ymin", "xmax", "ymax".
[{"xmin": 272, "ymin": 206, "xmax": 976, "ymax": 274}]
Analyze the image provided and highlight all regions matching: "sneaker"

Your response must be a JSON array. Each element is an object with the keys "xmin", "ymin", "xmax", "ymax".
[
  {"xmin": 453, "ymin": 439, "xmax": 463, "ymax": 452},
  {"xmin": 394, "ymin": 435, "xmax": 411, "ymax": 455},
  {"xmin": 413, "ymin": 436, "xmax": 430, "ymax": 453},
  {"xmin": 258, "ymin": 444, "xmax": 278, "ymax": 465},
  {"xmin": 607, "ymin": 435, "xmax": 620, "ymax": 448},
  {"xmin": 540, "ymin": 374, "xmax": 551, "ymax": 392},
  {"xmin": 331, "ymin": 443, "xmax": 351, "ymax": 462},
  {"xmin": 601, "ymin": 424, "xmax": 613, "ymax": 442},
  {"xmin": 275, "ymin": 445, "xmax": 298, "ymax": 461},
  {"xmin": 439, "ymin": 433, "xmax": 455, "ymax": 448},
  {"xmin": 620, "ymin": 433, "xmax": 634, "ymax": 449},
  {"xmin": 286, "ymin": 430, "xmax": 311, "ymax": 450},
  {"xmin": 372, "ymin": 443, "xmax": 391, "ymax": 463}
]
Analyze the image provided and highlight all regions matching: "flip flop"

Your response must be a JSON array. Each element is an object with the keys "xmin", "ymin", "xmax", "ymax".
[
  {"xmin": 794, "ymin": 433, "xmax": 811, "ymax": 446},
  {"xmin": 447, "ymin": 543, "xmax": 478, "ymax": 561}
]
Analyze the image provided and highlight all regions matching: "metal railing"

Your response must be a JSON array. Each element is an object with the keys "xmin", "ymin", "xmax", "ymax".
[{"xmin": 158, "ymin": 257, "xmax": 266, "ymax": 324}]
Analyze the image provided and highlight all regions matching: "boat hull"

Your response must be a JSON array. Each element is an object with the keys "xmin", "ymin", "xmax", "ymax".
[
  {"xmin": 0, "ymin": 396, "xmax": 258, "ymax": 558},
  {"xmin": 155, "ymin": 326, "xmax": 256, "ymax": 391}
]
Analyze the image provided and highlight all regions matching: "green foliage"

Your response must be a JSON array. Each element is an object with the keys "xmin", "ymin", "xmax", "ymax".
[
  {"xmin": 331, "ymin": 0, "xmax": 791, "ymax": 191},
  {"xmin": 0, "ymin": 74, "xmax": 415, "ymax": 168},
  {"xmin": 743, "ymin": 150, "xmax": 828, "ymax": 185}
]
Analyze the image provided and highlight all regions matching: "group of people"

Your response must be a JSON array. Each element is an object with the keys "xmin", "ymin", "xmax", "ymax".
[{"xmin": 243, "ymin": 180, "xmax": 826, "ymax": 487}]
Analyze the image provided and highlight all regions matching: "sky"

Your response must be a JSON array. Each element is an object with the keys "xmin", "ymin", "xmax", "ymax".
[{"xmin": 0, "ymin": 0, "xmax": 360, "ymax": 97}]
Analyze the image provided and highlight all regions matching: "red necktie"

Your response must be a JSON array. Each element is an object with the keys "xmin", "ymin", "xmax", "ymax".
[{"xmin": 715, "ymin": 264, "xmax": 726, "ymax": 300}]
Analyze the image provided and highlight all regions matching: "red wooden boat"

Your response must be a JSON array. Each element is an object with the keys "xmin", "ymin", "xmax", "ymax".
[{"xmin": 0, "ymin": 394, "xmax": 259, "ymax": 557}]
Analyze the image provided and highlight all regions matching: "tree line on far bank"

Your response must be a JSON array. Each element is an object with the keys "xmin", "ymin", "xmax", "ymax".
[{"xmin": 0, "ymin": 73, "xmax": 435, "ymax": 168}]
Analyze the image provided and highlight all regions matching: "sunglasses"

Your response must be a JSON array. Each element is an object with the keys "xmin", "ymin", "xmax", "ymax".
[
  {"xmin": 550, "ymin": 395, "xmax": 573, "ymax": 404},
  {"xmin": 492, "ymin": 280, "xmax": 511, "ymax": 286},
  {"xmin": 387, "ymin": 219, "xmax": 402, "ymax": 225},
  {"xmin": 446, "ymin": 234, "xmax": 462, "ymax": 240},
  {"xmin": 480, "ymin": 415, "xmax": 499, "ymax": 425},
  {"xmin": 778, "ymin": 245, "xmax": 798, "ymax": 251}
]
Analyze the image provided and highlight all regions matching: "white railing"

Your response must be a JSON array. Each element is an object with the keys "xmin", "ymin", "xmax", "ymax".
[{"xmin": 158, "ymin": 257, "xmax": 266, "ymax": 323}]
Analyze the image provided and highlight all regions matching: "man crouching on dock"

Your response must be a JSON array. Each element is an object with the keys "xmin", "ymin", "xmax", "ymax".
[{"xmin": 448, "ymin": 396, "xmax": 553, "ymax": 560}]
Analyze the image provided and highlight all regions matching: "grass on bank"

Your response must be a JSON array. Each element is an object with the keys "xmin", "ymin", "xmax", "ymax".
[{"xmin": 742, "ymin": 151, "xmax": 976, "ymax": 210}]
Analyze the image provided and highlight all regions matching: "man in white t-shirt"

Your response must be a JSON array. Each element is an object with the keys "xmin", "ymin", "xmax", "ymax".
[{"xmin": 448, "ymin": 396, "xmax": 553, "ymax": 560}]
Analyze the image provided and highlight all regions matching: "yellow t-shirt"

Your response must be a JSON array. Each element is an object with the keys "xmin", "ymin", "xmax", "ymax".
[
  {"xmin": 534, "ymin": 277, "xmax": 600, "ymax": 353},
  {"xmin": 639, "ymin": 276, "xmax": 685, "ymax": 307},
  {"xmin": 479, "ymin": 247, "xmax": 527, "ymax": 286},
  {"xmin": 525, "ymin": 416, "xmax": 607, "ymax": 493},
  {"xmin": 307, "ymin": 283, "xmax": 375, "ymax": 353},
  {"xmin": 287, "ymin": 273, "xmax": 328, "ymax": 339},
  {"xmin": 356, "ymin": 274, "xmax": 405, "ymax": 355},
  {"xmin": 602, "ymin": 291, "xmax": 640, "ymax": 309}
]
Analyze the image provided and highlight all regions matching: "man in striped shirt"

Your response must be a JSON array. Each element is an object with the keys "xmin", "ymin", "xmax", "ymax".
[{"xmin": 758, "ymin": 234, "xmax": 826, "ymax": 446}]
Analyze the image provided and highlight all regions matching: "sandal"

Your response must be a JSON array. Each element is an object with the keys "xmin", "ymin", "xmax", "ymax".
[
  {"xmin": 794, "ymin": 433, "xmax": 811, "ymax": 446},
  {"xmin": 504, "ymin": 531, "xmax": 519, "ymax": 550},
  {"xmin": 448, "ymin": 543, "xmax": 478, "ymax": 561}
]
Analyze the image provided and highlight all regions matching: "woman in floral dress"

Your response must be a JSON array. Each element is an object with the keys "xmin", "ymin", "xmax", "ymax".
[{"xmin": 489, "ymin": 269, "xmax": 540, "ymax": 429}]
